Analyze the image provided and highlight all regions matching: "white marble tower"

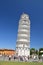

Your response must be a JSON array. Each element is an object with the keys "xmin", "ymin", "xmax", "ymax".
[{"xmin": 16, "ymin": 13, "xmax": 30, "ymax": 57}]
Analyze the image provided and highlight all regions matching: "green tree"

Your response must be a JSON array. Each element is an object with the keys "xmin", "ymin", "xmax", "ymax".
[
  {"xmin": 30, "ymin": 48, "xmax": 39, "ymax": 55},
  {"xmin": 39, "ymin": 48, "xmax": 43, "ymax": 56},
  {"xmin": 30, "ymin": 48, "xmax": 35, "ymax": 55},
  {"xmin": 35, "ymin": 49, "xmax": 38, "ymax": 55}
]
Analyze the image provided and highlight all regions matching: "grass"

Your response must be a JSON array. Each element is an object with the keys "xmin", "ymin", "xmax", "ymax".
[{"xmin": 0, "ymin": 61, "xmax": 43, "ymax": 65}]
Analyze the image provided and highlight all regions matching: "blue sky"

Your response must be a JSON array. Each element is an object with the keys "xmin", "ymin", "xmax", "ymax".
[{"xmin": 0, "ymin": 0, "xmax": 43, "ymax": 50}]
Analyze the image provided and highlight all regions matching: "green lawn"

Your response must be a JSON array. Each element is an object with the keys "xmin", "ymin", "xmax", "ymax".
[{"xmin": 0, "ymin": 61, "xmax": 43, "ymax": 65}]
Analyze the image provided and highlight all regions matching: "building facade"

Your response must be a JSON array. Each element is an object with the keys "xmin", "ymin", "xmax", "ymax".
[
  {"xmin": 0, "ymin": 49, "xmax": 16, "ymax": 56},
  {"xmin": 16, "ymin": 13, "xmax": 30, "ymax": 57}
]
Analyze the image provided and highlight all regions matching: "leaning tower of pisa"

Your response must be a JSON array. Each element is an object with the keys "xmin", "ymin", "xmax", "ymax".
[{"xmin": 16, "ymin": 13, "xmax": 30, "ymax": 57}]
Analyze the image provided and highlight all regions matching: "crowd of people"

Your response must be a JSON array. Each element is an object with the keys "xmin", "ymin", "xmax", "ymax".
[{"xmin": 0, "ymin": 54, "xmax": 43, "ymax": 62}]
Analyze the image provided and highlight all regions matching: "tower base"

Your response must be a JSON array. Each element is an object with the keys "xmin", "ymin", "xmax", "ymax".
[{"xmin": 16, "ymin": 43, "xmax": 30, "ymax": 57}]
